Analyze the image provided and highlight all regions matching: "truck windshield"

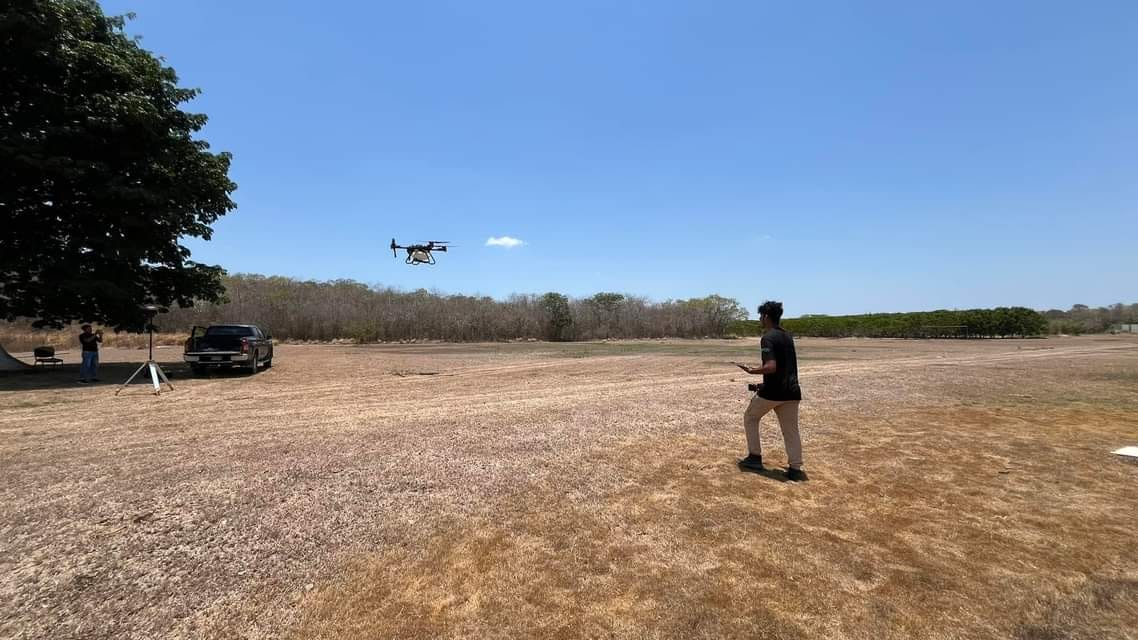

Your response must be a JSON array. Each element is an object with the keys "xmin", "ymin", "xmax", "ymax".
[{"xmin": 205, "ymin": 326, "xmax": 256, "ymax": 337}]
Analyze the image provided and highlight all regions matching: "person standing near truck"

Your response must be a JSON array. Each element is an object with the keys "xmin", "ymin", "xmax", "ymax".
[
  {"xmin": 78, "ymin": 324, "xmax": 102, "ymax": 383},
  {"xmin": 736, "ymin": 301, "xmax": 807, "ymax": 481}
]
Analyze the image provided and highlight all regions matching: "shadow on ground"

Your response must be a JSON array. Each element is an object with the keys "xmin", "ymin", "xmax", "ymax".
[
  {"xmin": 0, "ymin": 361, "xmax": 256, "ymax": 392},
  {"xmin": 736, "ymin": 464, "xmax": 792, "ymax": 483}
]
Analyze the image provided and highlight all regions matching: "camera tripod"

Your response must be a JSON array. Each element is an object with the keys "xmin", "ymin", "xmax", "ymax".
[{"xmin": 116, "ymin": 317, "xmax": 174, "ymax": 396}]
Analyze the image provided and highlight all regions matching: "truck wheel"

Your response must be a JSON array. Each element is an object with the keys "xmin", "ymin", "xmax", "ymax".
[
  {"xmin": 190, "ymin": 365, "xmax": 206, "ymax": 376},
  {"xmin": 262, "ymin": 357, "xmax": 272, "ymax": 369}
]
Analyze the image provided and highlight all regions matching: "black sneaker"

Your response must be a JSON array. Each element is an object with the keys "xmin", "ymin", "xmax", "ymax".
[
  {"xmin": 78, "ymin": 379, "xmax": 89, "ymax": 384},
  {"xmin": 737, "ymin": 454, "xmax": 765, "ymax": 472},
  {"xmin": 786, "ymin": 467, "xmax": 808, "ymax": 482}
]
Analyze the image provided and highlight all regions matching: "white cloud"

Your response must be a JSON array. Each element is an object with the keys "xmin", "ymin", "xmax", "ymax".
[{"xmin": 486, "ymin": 236, "xmax": 525, "ymax": 248}]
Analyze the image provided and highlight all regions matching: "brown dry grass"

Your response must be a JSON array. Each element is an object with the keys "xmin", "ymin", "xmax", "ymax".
[
  {"xmin": 1, "ymin": 336, "xmax": 1136, "ymax": 639},
  {"xmin": 0, "ymin": 324, "xmax": 187, "ymax": 354}
]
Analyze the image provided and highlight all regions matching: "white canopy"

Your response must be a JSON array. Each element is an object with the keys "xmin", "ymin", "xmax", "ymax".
[{"xmin": 0, "ymin": 344, "xmax": 31, "ymax": 371}]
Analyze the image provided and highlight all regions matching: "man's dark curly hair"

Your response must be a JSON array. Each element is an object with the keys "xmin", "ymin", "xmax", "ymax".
[{"xmin": 758, "ymin": 300, "xmax": 783, "ymax": 324}]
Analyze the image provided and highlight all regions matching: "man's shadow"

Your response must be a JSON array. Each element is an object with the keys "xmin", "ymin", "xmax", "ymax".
[{"xmin": 736, "ymin": 463, "xmax": 791, "ymax": 482}]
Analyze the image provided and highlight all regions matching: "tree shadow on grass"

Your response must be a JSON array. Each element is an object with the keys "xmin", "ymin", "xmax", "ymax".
[{"xmin": 0, "ymin": 360, "xmax": 254, "ymax": 392}]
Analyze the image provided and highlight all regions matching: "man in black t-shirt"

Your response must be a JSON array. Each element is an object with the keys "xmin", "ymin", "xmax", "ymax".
[
  {"xmin": 737, "ymin": 301, "xmax": 807, "ymax": 481},
  {"xmin": 78, "ymin": 324, "xmax": 102, "ymax": 383}
]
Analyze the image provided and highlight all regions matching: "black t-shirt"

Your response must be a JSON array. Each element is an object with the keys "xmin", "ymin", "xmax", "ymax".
[
  {"xmin": 79, "ymin": 332, "xmax": 101, "ymax": 352},
  {"xmin": 759, "ymin": 327, "xmax": 801, "ymax": 401}
]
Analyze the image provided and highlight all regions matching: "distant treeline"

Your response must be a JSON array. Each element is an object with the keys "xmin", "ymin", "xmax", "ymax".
[
  {"xmin": 158, "ymin": 274, "xmax": 749, "ymax": 342},
  {"xmin": 10, "ymin": 273, "xmax": 1132, "ymax": 344},
  {"xmin": 1041, "ymin": 303, "xmax": 1138, "ymax": 335},
  {"xmin": 728, "ymin": 308, "xmax": 1050, "ymax": 338}
]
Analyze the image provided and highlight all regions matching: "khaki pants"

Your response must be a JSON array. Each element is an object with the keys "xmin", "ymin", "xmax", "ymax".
[{"xmin": 744, "ymin": 397, "xmax": 803, "ymax": 470}]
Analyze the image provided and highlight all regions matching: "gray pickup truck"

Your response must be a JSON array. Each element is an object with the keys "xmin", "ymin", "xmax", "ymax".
[{"xmin": 184, "ymin": 324, "xmax": 274, "ymax": 375}]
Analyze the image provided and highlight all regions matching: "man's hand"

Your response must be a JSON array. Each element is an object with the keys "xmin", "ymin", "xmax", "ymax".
[{"xmin": 748, "ymin": 360, "xmax": 778, "ymax": 375}]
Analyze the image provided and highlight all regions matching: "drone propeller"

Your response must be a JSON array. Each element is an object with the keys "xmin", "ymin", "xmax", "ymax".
[{"xmin": 390, "ymin": 238, "xmax": 400, "ymax": 258}]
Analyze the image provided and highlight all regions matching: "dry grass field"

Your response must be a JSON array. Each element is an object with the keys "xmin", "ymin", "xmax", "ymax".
[
  {"xmin": 2, "ymin": 336, "xmax": 1136, "ymax": 639},
  {"xmin": 0, "ymin": 327, "xmax": 187, "ymax": 353}
]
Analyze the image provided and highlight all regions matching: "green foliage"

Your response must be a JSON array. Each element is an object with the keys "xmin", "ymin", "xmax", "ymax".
[
  {"xmin": 0, "ymin": 0, "xmax": 236, "ymax": 331},
  {"xmin": 583, "ymin": 292, "xmax": 624, "ymax": 338},
  {"xmin": 539, "ymin": 292, "xmax": 574, "ymax": 341},
  {"xmin": 1047, "ymin": 319, "xmax": 1085, "ymax": 336},
  {"xmin": 586, "ymin": 292, "xmax": 625, "ymax": 312},
  {"xmin": 682, "ymin": 294, "xmax": 749, "ymax": 336},
  {"xmin": 729, "ymin": 307, "xmax": 1050, "ymax": 338},
  {"xmin": 726, "ymin": 320, "xmax": 763, "ymax": 337}
]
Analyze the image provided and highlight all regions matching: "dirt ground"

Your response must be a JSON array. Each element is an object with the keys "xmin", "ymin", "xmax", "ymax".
[{"xmin": 1, "ymin": 336, "xmax": 1136, "ymax": 639}]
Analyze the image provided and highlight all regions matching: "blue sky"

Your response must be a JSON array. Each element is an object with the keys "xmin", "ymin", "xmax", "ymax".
[{"xmin": 104, "ymin": 0, "xmax": 1137, "ymax": 316}]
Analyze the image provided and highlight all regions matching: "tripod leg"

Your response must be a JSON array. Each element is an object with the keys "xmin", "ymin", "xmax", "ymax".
[
  {"xmin": 148, "ymin": 363, "xmax": 161, "ymax": 394},
  {"xmin": 154, "ymin": 363, "xmax": 175, "ymax": 391},
  {"xmin": 116, "ymin": 361, "xmax": 150, "ymax": 396}
]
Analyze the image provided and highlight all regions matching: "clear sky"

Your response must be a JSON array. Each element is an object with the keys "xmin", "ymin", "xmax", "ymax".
[{"xmin": 102, "ymin": 0, "xmax": 1137, "ymax": 316}]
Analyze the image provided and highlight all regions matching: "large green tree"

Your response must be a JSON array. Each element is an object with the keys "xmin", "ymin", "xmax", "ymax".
[
  {"xmin": 0, "ymin": 0, "xmax": 236, "ymax": 331},
  {"xmin": 684, "ymin": 294, "xmax": 748, "ymax": 336},
  {"xmin": 539, "ymin": 292, "xmax": 573, "ymax": 341}
]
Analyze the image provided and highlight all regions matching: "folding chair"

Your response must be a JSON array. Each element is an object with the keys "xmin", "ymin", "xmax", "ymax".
[{"xmin": 33, "ymin": 346, "xmax": 63, "ymax": 369}]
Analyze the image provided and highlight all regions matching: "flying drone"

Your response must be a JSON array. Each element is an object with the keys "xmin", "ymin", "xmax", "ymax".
[{"xmin": 390, "ymin": 238, "xmax": 452, "ymax": 265}]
